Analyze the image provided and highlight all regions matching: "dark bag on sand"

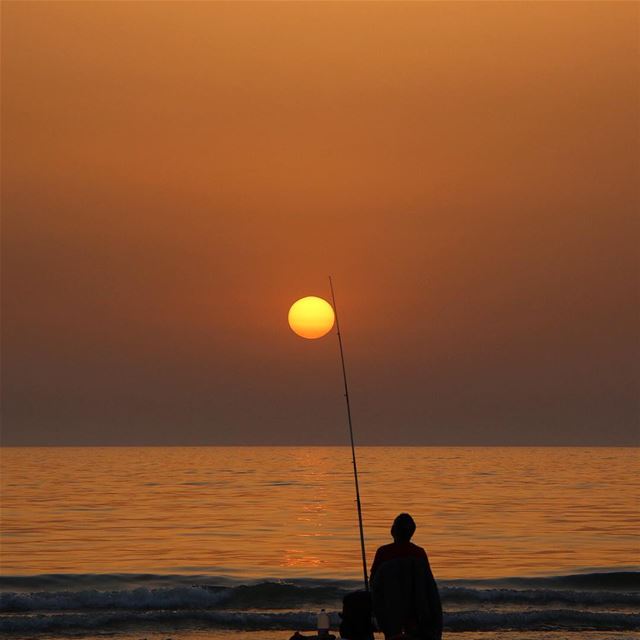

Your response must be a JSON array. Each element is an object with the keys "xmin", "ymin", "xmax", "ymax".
[{"xmin": 339, "ymin": 590, "xmax": 374, "ymax": 640}]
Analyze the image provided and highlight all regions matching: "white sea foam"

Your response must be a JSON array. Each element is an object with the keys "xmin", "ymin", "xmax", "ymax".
[
  {"xmin": 1, "ymin": 607, "xmax": 639, "ymax": 634},
  {"xmin": 1, "ymin": 573, "xmax": 639, "ymax": 634},
  {"xmin": 1, "ymin": 580, "xmax": 639, "ymax": 613}
]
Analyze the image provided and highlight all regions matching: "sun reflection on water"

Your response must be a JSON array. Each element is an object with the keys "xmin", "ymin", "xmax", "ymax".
[{"xmin": 1, "ymin": 446, "xmax": 638, "ymax": 579}]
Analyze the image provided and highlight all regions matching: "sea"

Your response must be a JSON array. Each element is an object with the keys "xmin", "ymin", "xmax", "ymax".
[{"xmin": 0, "ymin": 446, "xmax": 638, "ymax": 640}]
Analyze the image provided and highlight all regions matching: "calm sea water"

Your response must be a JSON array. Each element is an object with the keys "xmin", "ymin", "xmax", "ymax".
[{"xmin": 1, "ymin": 446, "xmax": 638, "ymax": 638}]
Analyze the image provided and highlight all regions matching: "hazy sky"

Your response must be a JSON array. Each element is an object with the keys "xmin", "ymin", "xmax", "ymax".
[{"xmin": 2, "ymin": 1, "xmax": 638, "ymax": 446}]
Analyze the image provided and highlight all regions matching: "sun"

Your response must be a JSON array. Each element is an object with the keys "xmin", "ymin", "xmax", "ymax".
[{"xmin": 288, "ymin": 296, "xmax": 335, "ymax": 339}]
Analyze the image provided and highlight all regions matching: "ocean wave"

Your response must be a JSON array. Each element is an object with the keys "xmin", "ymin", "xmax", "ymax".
[
  {"xmin": 0, "ymin": 609, "xmax": 315, "ymax": 634},
  {"xmin": 0, "ymin": 582, "xmax": 347, "ymax": 613},
  {"xmin": 453, "ymin": 571, "xmax": 640, "ymax": 592},
  {"xmin": 2, "ymin": 578, "xmax": 638, "ymax": 614},
  {"xmin": 2, "ymin": 572, "xmax": 639, "ymax": 635},
  {"xmin": 446, "ymin": 609, "xmax": 640, "ymax": 632},
  {"xmin": 0, "ymin": 573, "xmax": 239, "ymax": 592},
  {"xmin": 443, "ymin": 586, "xmax": 640, "ymax": 607},
  {"xmin": 1, "ymin": 586, "xmax": 230, "ymax": 613},
  {"xmin": 2, "ymin": 571, "xmax": 637, "ymax": 593},
  {"xmin": 1, "ymin": 608, "xmax": 639, "ymax": 633}
]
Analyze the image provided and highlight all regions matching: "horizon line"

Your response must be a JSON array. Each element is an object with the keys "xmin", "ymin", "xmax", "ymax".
[{"xmin": 1, "ymin": 443, "xmax": 637, "ymax": 448}]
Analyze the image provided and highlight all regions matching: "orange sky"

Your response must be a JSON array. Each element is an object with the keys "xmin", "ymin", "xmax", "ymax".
[{"xmin": 2, "ymin": 1, "xmax": 638, "ymax": 445}]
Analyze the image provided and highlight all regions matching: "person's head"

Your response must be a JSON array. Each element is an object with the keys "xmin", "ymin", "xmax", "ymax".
[{"xmin": 391, "ymin": 513, "xmax": 416, "ymax": 543}]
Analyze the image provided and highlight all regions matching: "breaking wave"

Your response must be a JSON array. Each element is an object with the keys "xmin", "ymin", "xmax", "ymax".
[
  {"xmin": 2, "ymin": 583, "xmax": 639, "ymax": 614},
  {"xmin": 1, "ymin": 608, "xmax": 639, "ymax": 633},
  {"xmin": 1, "ymin": 572, "xmax": 638, "ymax": 634}
]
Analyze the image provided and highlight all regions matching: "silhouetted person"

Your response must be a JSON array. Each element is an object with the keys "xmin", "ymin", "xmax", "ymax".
[{"xmin": 370, "ymin": 513, "xmax": 443, "ymax": 640}]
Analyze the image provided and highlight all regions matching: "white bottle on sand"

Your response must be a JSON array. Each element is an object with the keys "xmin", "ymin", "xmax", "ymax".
[{"xmin": 317, "ymin": 608, "xmax": 330, "ymax": 638}]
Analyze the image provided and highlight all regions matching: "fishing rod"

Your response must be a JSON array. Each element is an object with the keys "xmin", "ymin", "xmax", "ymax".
[{"xmin": 328, "ymin": 276, "xmax": 369, "ymax": 592}]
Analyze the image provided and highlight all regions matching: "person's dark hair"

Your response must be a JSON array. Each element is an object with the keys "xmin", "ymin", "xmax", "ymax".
[{"xmin": 391, "ymin": 513, "xmax": 416, "ymax": 542}]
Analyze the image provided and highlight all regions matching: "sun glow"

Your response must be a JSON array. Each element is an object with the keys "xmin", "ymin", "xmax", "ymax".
[{"xmin": 288, "ymin": 296, "xmax": 335, "ymax": 339}]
